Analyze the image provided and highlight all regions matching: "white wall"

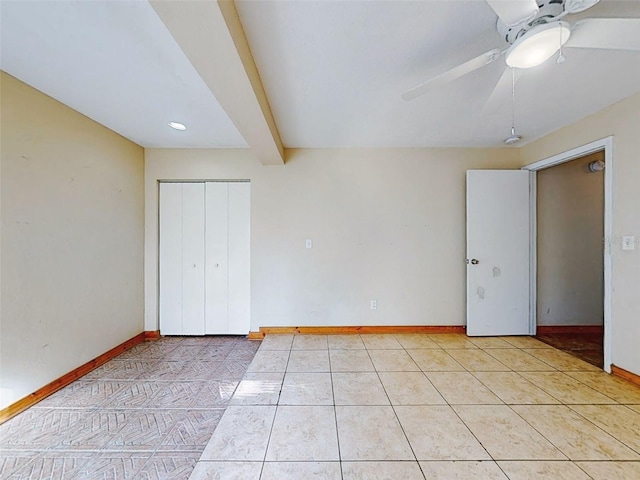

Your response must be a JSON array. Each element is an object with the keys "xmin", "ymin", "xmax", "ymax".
[
  {"xmin": 521, "ymin": 92, "xmax": 640, "ymax": 375},
  {"xmin": 145, "ymin": 148, "xmax": 520, "ymax": 333},
  {"xmin": 0, "ymin": 72, "xmax": 144, "ymax": 409},
  {"xmin": 537, "ymin": 152, "xmax": 604, "ymax": 326}
]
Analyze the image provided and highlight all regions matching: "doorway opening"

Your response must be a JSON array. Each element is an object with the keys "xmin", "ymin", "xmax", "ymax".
[
  {"xmin": 533, "ymin": 151, "xmax": 604, "ymax": 368},
  {"xmin": 523, "ymin": 136, "xmax": 613, "ymax": 372}
]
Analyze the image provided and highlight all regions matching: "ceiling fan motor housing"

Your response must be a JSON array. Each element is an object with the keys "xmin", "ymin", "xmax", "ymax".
[{"xmin": 499, "ymin": 1, "xmax": 565, "ymax": 44}]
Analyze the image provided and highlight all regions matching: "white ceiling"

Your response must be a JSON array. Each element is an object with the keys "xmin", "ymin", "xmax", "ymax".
[
  {"xmin": 0, "ymin": 0, "xmax": 247, "ymax": 148},
  {"xmin": 2, "ymin": 0, "xmax": 640, "ymax": 150}
]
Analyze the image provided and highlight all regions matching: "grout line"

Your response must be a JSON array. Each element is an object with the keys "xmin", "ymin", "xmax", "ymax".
[
  {"xmin": 467, "ymin": 369, "xmax": 565, "ymax": 406},
  {"xmin": 499, "ymin": 403, "xmax": 572, "ymax": 461},
  {"xmin": 327, "ymin": 339, "xmax": 344, "ymax": 480},
  {"xmin": 363, "ymin": 338, "xmax": 424, "ymax": 471},
  {"xmin": 573, "ymin": 462, "xmax": 598, "ymax": 480},
  {"xmin": 564, "ymin": 404, "xmax": 640, "ymax": 456},
  {"xmin": 257, "ymin": 342, "xmax": 290, "ymax": 476},
  {"xmin": 432, "ymin": 347, "xmax": 496, "ymax": 464}
]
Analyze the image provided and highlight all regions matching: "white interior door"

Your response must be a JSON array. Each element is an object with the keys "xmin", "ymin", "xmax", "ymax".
[
  {"xmin": 159, "ymin": 183, "xmax": 206, "ymax": 335},
  {"xmin": 466, "ymin": 170, "xmax": 531, "ymax": 336}
]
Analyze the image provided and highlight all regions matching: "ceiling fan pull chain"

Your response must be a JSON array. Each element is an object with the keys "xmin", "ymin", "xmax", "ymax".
[
  {"xmin": 557, "ymin": 19, "xmax": 566, "ymax": 64},
  {"xmin": 511, "ymin": 67, "xmax": 516, "ymax": 133},
  {"xmin": 504, "ymin": 67, "xmax": 522, "ymax": 145}
]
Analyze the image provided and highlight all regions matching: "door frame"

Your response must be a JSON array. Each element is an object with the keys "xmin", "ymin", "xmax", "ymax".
[{"xmin": 522, "ymin": 136, "xmax": 613, "ymax": 373}]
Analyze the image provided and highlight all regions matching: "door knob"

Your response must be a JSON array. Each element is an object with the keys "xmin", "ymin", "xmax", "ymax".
[{"xmin": 471, "ymin": 259, "xmax": 479, "ymax": 265}]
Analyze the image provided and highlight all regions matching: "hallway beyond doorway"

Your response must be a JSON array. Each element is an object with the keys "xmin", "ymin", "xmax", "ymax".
[{"xmin": 537, "ymin": 330, "xmax": 604, "ymax": 369}]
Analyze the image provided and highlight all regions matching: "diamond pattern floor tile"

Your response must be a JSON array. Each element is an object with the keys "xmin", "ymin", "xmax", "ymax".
[
  {"xmin": 106, "ymin": 410, "xmax": 182, "ymax": 451},
  {"xmin": 9, "ymin": 453, "xmax": 90, "ymax": 480},
  {"xmin": 160, "ymin": 409, "xmax": 226, "ymax": 450},
  {"xmin": 133, "ymin": 453, "xmax": 201, "ymax": 480},
  {"xmin": 1, "ymin": 336, "xmax": 259, "ymax": 479},
  {"xmin": 35, "ymin": 380, "xmax": 127, "ymax": 408},
  {"xmin": 2, "ymin": 409, "xmax": 88, "ymax": 450},
  {"xmin": 74, "ymin": 452, "xmax": 151, "ymax": 480},
  {"xmin": 0, "ymin": 452, "xmax": 42, "ymax": 479}
]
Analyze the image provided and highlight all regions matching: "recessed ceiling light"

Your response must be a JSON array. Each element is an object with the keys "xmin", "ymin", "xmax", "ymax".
[{"xmin": 168, "ymin": 121, "xmax": 186, "ymax": 131}]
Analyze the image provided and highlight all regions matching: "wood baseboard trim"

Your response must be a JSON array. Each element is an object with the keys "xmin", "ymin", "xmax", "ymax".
[
  {"xmin": 611, "ymin": 364, "xmax": 640, "ymax": 388},
  {"xmin": 248, "ymin": 325, "xmax": 466, "ymax": 339},
  {"xmin": 144, "ymin": 330, "xmax": 161, "ymax": 341},
  {"xmin": 536, "ymin": 325, "xmax": 604, "ymax": 335},
  {"xmin": 0, "ymin": 332, "xmax": 147, "ymax": 425}
]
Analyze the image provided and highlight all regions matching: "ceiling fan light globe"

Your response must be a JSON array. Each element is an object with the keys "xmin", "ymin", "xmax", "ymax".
[{"xmin": 506, "ymin": 22, "xmax": 571, "ymax": 69}]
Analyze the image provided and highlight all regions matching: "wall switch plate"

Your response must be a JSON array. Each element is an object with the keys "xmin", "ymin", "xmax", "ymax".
[
  {"xmin": 305, "ymin": 239, "xmax": 312, "ymax": 249},
  {"xmin": 622, "ymin": 236, "xmax": 635, "ymax": 251},
  {"xmin": 370, "ymin": 300, "xmax": 377, "ymax": 310}
]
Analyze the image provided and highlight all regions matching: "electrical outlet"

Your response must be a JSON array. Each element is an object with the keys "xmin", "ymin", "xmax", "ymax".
[
  {"xmin": 370, "ymin": 300, "xmax": 377, "ymax": 310},
  {"xmin": 622, "ymin": 236, "xmax": 635, "ymax": 251},
  {"xmin": 305, "ymin": 239, "xmax": 313, "ymax": 249}
]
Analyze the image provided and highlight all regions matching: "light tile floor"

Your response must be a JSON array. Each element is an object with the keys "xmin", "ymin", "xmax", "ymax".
[
  {"xmin": 3, "ymin": 334, "xmax": 640, "ymax": 479},
  {"xmin": 0, "ymin": 336, "xmax": 260, "ymax": 479},
  {"xmin": 192, "ymin": 334, "xmax": 640, "ymax": 480}
]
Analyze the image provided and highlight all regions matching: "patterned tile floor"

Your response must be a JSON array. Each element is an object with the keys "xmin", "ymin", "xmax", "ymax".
[
  {"xmin": 191, "ymin": 334, "xmax": 640, "ymax": 480},
  {"xmin": 0, "ymin": 336, "xmax": 260, "ymax": 479}
]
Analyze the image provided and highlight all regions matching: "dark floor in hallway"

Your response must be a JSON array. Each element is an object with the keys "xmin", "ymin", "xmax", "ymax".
[{"xmin": 536, "ymin": 332, "xmax": 603, "ymax": 369}]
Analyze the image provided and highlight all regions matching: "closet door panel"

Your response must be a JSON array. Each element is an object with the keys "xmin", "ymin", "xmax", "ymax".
[
  {"xmin": 205, "ymin": 182, "xmax": 229, "ymax": 334},
  {"xmin": 159, "ymin": 183, "xmax": 183, "ymax": 335},
  {"xmin": 227, "ymin": 182, "xmax": 251, "ymax": 334},
  {"xmin": 181, "ymin": 183, "xmax": 206, "ymax": 335}
]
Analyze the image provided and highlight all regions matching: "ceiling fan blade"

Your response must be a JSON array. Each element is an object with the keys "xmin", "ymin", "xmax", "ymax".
[
  {"xmin": 481, "ymin": 67, "xmax": 517, "ymax": 116},
  {"xmin": 564, "ymin": 0, "xmax": 600, "ymax": 14},
  {"xmin": 566, "ymin": 18, "xmax": 640, "ymax": 51},
  {"xmin": 485, "ymin": 0, "xmax": 538, "ymax": 27},
  {"xmin": 402, "ymin": 49, "xmax": 501, "ymax": 101}
]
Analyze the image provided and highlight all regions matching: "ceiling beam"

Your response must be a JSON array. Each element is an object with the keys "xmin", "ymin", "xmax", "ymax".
[{"xmin": 151, "ymin": 0, "xmax": 284, "ymax": 165}]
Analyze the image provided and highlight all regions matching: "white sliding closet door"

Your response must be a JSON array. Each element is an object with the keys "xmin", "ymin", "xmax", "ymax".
[{"xmin": 159, "ymin": 183, "xmax": 206, "ymax": 335}]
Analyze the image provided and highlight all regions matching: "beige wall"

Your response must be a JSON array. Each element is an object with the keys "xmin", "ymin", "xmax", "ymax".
[
  {"xmin": 0, "ymin": 73, "xmax": 145, "ymax": 409},
  {"xmin": 521, "ymin": 91, "xmax": 640, "ymax": 374},
  {"xmin": 145, "ymin": 148, "xmax": 521, "ymax": 333},
  {"xmin": 537, "ymin": 152, "xmax": 604, "ymax": 326}
]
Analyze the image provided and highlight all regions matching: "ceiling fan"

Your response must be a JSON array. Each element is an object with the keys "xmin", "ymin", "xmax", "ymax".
[{"xmin": 402, "ymin": 0, "xmax": 640, "ymax": 103}]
